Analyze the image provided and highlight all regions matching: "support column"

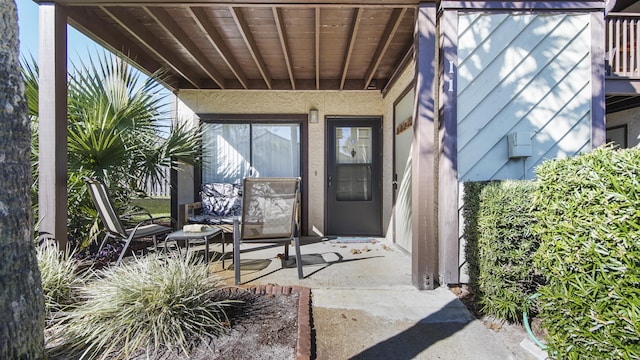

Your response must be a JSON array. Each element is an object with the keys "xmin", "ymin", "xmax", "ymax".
[
  {"xmin": 38, "ymin": 3, "xmax": 67, "ymax": 250},
  {"xmin": 412, "ymin": 3, "xmax": 438, "ymax": 290},
  {"xmin": 438, "ymin": 10, "xmax": 460, "ymax": 284},
  {"xmin": 591, "ymin": 11, "xmax": 606, "ymax": 147}
]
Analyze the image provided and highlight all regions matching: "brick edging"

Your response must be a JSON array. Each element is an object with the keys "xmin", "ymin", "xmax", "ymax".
[{"xmin": 245, "ymin": 285, "xmax": 312, "ymax": 360}]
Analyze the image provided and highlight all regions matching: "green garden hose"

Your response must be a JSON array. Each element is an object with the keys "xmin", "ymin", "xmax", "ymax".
[{"xmin": 523, "ymin": 293, "xmax": 548, "ymax": 350}]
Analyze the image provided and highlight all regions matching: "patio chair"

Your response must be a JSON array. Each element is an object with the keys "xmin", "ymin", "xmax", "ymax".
[
  {"xmin": 84, "ymin": 177, "xmax": 173, "ymax": 266},
  {"xmin": 233, "ymin": 177, "xmax": 303, "ymax": 285}
]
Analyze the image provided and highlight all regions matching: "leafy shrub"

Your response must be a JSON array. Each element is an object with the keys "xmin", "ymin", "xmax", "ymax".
[
  {"xmin": 50, "ymin": 255, "xmax": 240, "ymax": 359},
  {"xmin": 36, "ymin": 244, "xmax": 87, "ymax": 320},
  {"xmin": 532, "ymin": 146, "xmax": 640, "ymax": 359},
  {"xmin": 462, "ymin": 182, "xmax": 484, "ymax": 294},
  {"xmin": 463, "ymin": 180, "xmax": 542, "ymax": 323}
]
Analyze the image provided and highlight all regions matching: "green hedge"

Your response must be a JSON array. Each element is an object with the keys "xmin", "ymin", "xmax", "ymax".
[
  {"xmin": 463, "ymin": 180, "xmax": 542, "ymax": 323},
  {"xmin": 532, "ymin": 147, "xmax": 640, "ymax": 359}
]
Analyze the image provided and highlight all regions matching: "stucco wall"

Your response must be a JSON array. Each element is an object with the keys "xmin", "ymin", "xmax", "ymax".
[
  {"xmin": 177, "ymin": 90, "xmax": 384, "ymax": 235},
  {"xmin": 606, "ymin": 108, "xmax": 640, "ymax": 147}
]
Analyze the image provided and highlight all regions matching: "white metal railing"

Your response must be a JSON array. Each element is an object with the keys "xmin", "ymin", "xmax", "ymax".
[{"xmin": 607, "ymin": 13, "xmax": 640, "ymax": 77}]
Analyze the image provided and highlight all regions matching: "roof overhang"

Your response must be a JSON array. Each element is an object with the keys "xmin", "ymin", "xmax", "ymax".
[{"xmin": 38, "ymin": 0, "xmax": 425, "ymax": 92}]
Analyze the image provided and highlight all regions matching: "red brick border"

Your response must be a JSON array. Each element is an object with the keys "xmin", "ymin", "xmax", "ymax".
[{"xmin": 246, "ymin": 285, "xmax": 312, "ymax": 360}]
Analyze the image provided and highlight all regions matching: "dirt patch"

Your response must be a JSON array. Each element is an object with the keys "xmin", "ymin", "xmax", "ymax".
[{"xmin": 173, "ymin": 290, "xmax": 300, "ymax": 360}]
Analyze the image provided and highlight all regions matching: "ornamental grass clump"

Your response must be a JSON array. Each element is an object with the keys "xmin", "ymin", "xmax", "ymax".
[
  {"xmin": 50, "ymin": 255, "xmax": 240, "ymax": 359},
  {"xmin": 37, "ymin": 243, "xmax": 88, "ymax": 320},
  {"xmin": 532, "ymin": 146, "xmax": 640, "ymax": 359}
]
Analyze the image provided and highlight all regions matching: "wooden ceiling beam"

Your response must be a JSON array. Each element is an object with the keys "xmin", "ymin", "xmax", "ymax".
[
  {"xmin": 57, "ymin": 1, "xmax": 419, "ymax": 9},
  {"xmin": 230, "ymin": 7, "xmax": 272, "ymax": 89},
  {"xmin": 66, "ymin": 7, "xmax": 182, "ymax": 89},
  {"xmin": 144, "ymin": 6, "xmax": 226, "ymax": 88},
  {"xmin": 382, "ymin": 43, "xmax": 414, "ymax": 96},
  {"xmin": 363, "ymin": 7, "xmax": 406, "ymax": 89},
  {"xmin": 340, "ymin": 7, "xmax": 362, "ymax": 90},
  {"xmin": 273, "ymin": 7, "xmax": 296, "ymax": 90},
  {"xmin": 315, "ymin": 7, "xmax": 321, "ymax": 90},
  {"xmin": 100, "ymin": 6, "xmax": 203, "ymax": 88},
  {"xmin": 189, "ymin": 7, "xmax": 249, "ymax": 89}
]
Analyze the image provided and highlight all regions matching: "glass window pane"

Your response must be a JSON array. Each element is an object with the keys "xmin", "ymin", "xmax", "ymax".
[
  {"xmin": 252, "ymin": 124, "xmax": 300, "ymax": 177},
  {"xmin": 202, "ymin": 122, "xmax": 301, "ymax": 184},
  {"xmin": 202, "ymin": 123, "xmax": 250, "ymax": 184},
  {"xmin": 336, "ymin": 126, "xmax": 372, "ymax": 164},
  {"xmin": 336, "ymin": 165, "xmax": 372, "ymax": 201}
]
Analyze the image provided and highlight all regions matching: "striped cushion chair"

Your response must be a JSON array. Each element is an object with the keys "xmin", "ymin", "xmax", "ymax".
[
  {"xmin": 85, "ymin": 177, "xmax": 173, "ymax": 266},
  {"xmin": 182, "ymin": 182, "xmax": 242, "ymax": 235},
  {"xmin": 200, "ymin": 183, "xmax": 242, "ymax": 223}
]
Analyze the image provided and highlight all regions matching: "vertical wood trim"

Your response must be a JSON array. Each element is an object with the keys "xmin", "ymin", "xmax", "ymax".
[
  {"xmin": 591, "ymin": 11, "xmax": 606, "ymax": 147},
  {"xmin": 170, "ymin": 163, "xmax": 178, "ymax": 228},
  {"xmin": 300, "ymin": 117, "xmax": 309, "ymax": 236},
  {"xmin": 412, "ymin": 3, "xmax": 438, "ymax": 290},
  {"xmin": 38, "ymin": 3, "xmax": 68, "ymax": 250},
  {"xmin": 439, "ymin": 9, "xmax": 459, "ymax": 284},
  {"xmin": 315, "ymin": 7, "xmax": 321, "ymax": 90}
]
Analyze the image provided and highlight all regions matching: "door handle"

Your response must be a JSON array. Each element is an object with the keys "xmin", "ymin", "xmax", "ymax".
[{"xmin": 328, "ymin": 175, "xmax": 332, "ymax": 188}]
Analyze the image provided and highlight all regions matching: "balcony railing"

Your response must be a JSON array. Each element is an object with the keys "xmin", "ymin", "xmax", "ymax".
[{"xmin": 607, "ymin": 13, "xmax": 640, "ymax": 77}]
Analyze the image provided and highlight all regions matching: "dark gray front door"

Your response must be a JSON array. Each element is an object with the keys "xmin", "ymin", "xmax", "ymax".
[{"xmin": 326, "ymin": 117, "xmax": 382, "ymax": 236}]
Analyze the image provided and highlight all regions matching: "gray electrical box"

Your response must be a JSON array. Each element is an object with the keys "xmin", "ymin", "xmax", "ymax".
[{"xmin": 508, "ymin": 132, "xmax": 532, "ymax": 158}]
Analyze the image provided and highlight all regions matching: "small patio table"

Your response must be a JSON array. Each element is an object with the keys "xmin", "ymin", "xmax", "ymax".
[{"xmin": 164, "ymin": 227, "xmax": 224, "ymax": 265}]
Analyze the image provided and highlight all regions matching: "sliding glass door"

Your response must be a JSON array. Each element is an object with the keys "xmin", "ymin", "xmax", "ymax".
[
  {"xmin": 252, "ymin": 124, "xmax": 300, "ymax": 178},
  {"xmin": 202, "ymin": 122, "xmax": 301, "ymax": 184}
]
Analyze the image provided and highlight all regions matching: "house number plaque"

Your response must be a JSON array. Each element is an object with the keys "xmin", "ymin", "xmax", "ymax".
[
  {"xmin": 448, "ymin": 59, "xmax": 455, "ymax": 92},
  {"xmin": 396, "ymin": 117, "xmax": 413, "ymax": 135}
]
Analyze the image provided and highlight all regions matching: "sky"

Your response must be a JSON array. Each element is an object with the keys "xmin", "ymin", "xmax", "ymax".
[{"xmin": 17, "ymin": 0, "xmax": 102, "ymax": 65}]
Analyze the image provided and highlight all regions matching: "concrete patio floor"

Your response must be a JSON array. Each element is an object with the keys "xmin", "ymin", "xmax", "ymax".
[{"xmin": 198, "ymin": 236, "xmax": 546, "ymax": 360}]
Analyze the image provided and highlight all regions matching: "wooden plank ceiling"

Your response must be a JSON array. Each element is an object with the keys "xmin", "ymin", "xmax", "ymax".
[{"xmin": 54, "ymin": 0, "xmax": 421, "ymax": 92}]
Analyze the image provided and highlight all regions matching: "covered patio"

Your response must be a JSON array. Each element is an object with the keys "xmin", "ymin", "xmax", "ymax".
[{"xmin": 36, "ymin": 0, "xmax": 442, "ymax": 289}]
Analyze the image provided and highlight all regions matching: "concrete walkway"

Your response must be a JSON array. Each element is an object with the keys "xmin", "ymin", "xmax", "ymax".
[{"xmin": 207, "ymin": 237, "xmax": 546, "ymax": 360}]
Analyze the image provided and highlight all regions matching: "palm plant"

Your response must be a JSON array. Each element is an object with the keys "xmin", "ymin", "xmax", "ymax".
[{"xmin": 23, "ymin": 52, "xmax": 202, "ymax": 250}]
